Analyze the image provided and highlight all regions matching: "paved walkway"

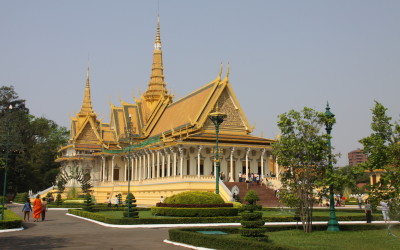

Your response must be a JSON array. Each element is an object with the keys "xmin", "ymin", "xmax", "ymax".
[{"xmin": 0, "ymin": 204, "xmax": 183, "ymax": 250}]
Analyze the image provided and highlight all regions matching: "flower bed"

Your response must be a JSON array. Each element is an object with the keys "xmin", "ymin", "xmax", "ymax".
[
  {"xmin": 151, "ymin": 207, "xmax": 238, "ymax": 217},
  {"xmin": 156, "ymin": 202, "xmax": 233, "ymax": 208}
]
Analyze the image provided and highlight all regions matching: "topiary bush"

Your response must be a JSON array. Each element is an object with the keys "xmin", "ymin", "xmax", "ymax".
[
  {"xmin": 240, "ymin": 190, "xmax": 267, "ymax": 241},
  {"xmin": 164, "ymin": 191, "xmax": 224, "ymax": 205},
  {"xmin": 55, "ymin": 193, "xmax": 63, "ymax": 205},
  {"xmin": 151, "ymin": 207, "xmax": 239, "ymax": 217},
  {"xmin": 83, "ymin": 193, "xmax": 94, "ymax": 212},
  {"xmin": 123, "ymin": 193, "xmax": 139, "ymax": 218}
]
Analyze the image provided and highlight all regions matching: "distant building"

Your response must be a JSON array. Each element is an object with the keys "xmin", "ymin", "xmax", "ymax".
[{"xmin": 348, "ymin": 148, "xmax": 367, "ymax": 166}]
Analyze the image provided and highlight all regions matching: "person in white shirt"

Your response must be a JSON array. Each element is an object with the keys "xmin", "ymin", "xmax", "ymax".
[{"xmin": 380, "ymin": 200, "xmax": 390, "ymax": 223}]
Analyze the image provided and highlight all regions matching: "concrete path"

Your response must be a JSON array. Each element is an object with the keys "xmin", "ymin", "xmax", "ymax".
[{"xmin": 0, "ymin": 204, "xmax": 183, "ymax": 250}]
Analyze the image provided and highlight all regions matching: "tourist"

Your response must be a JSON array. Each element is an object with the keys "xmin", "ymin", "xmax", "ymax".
[
  {"xmin": 48, "ymin": 195, "xmax": 54, "ymax": 203},
  {"xmin": 365, "ymin": 199, "xmax": 372, "ymax": 223},
  {"xmin": 380, "ymin": 200, "xmax": 390, "ymax": 223},
  {"xmin": 357, "ymin": 195, "xmax": 363, "ymax": 209},
  {"xmin": 160, "ymin": 196, "xmax": 165, "ymax": 203},
  {"xmin": 41, "ymin": 197, "xmax": 48, "ymax": 221},
  {"xmin": 238, "ymin": 172, "xmax": 242, "ymax": 182},
  {"xmin": 33, "ymin": 195, "xmax": 42, "ymax": 222},
  {"xmin": 341, "ymin": 195, "xmax": 346, "ymax": 207},
  {"xmin": 107, "ymin": 197, "xmax": 111, "ymax": 207},
  {"xmin": 114, "ymin": 195, "xmax": 119, "ymax": 207},
  {"xmin": 22, "ymin": 198, "xmax": 32, "ymax": 222}
]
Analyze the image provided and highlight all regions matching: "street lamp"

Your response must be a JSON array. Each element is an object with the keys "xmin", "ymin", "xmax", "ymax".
[
  {"xmin": 125, "ymin": 114, "xmax": 133, "ymax": 217},
  {"xmin": 1, "ymin": 104, "xmax": 12, "ymax": 220},
  {"xmin": 209, "ymin": 106, "xmax": 226, "ymax": 195},
  {"xmin": 325, "ymin": 102, "xmax": 339, "ymax": 232}
]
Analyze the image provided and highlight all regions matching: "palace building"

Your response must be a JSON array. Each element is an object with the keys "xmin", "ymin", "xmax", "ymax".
[{"xmin": 56, "ymin": 18, "xmax": 279, "ymax": 205}]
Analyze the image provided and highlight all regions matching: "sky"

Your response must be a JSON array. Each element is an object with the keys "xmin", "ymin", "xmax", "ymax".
[{"xmin": 1, "ymin": 1, "xmax": 399, "ymax": 166}]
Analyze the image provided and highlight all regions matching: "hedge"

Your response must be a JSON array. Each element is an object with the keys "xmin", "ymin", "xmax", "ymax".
[
  {"xmin": 13, "ymin": 193, "xmax": 28, "ymax": 203},
  {"xmin": 68, "ymin": 209, "xmax": 240, "ymax": 224},
  {"xmin": 0, "ymin": 209, "xmax": 23, "ymax": 229},
  {"xmin": 168, "ymin": 228, "xmax": 289, "ymax": 250},
  {"xmin": 151, "ymin": 207, "xmax": 238, "ymax": 217},
  {"xmin": 169, "ymin": 225, "xmax": 399, "ymax": 250},
  {"xmin": 165, "ymin": 191, "xmax": 224, "ymax": 205},
  {"xmin": 262, "ymin": 214, "xmax": 383, "ymax": 222},
  {"xmin": 156, "ymin": 203, "xmax": 233, "ymax": 208}
]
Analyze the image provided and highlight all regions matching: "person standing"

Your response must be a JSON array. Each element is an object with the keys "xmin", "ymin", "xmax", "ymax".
[
  {"xmin": 107, "ymin": 197, "xmax": 111, "ymax": 208},
  {"xmin": 41, "ymin": 197, "xmax": 48, "ymax": 221},
  {"xmin": 380, "ymin": 200, "xmax": 390, "ymax": 223},
  {"xmin": 160, "ymin": 196, "xmax": 165, "ymax": 203},
  {"xmin": 365, "ymin": 199, "xmax": 372, "ymax": 223},
  {"xmin": 33, "ymin": 195, "xmax": 42, "ymax": 222},
  {"xmin": 114, "ymin": 195, "xmax": 119, "ymax": 207},
  {"xmin": 357, "ymin": 195, "xmax": 363, "ymax": 209},
  {"xmin": 22, "ymin": 198, "xmax": 32, "ymax": 222}
]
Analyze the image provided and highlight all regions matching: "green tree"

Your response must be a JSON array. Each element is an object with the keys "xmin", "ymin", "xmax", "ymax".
[
  {"xmin": 273, "ymin": 107, "xmax": 333, "ymax": 233},
  {"xmin": 359, "ymin": 101, "xmax": 400, "ymax": 208},
  {"xmin": 0, "ymin": 86, "xmax": 68, "ymax": 195}
]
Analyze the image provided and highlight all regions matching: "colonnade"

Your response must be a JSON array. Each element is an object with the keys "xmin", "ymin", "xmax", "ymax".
[{"xmin": 98, "ymin": 146, "xmax": 276, "ymax": 183}]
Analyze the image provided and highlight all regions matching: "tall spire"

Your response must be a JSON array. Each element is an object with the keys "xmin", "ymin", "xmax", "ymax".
[
  {"xmin": 79, "ymin": 65, "xmax": 95, "ymax": 115},
  {"xmin": 143, "ymin": 15, "xmax": 168, "ymax": 103}
]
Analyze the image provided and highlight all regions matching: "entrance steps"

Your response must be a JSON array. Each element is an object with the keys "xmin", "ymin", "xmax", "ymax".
[{"xmin": 224, "ymin": 182, "xmax": 281, "ymax": 207}]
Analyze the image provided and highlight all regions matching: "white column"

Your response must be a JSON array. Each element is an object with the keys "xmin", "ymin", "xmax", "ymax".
[
  {"xmin": 111, "ymin": 155, "xmax": 115, "ymax": 182},
  {"xmin": 275, "ymin": 160, "xmax": 279, "ymax": 180},
  {"xmin": 152, "ymin": 151, "xmax": 155, "ymax": 178},
  {"xmin": 157, "ymin": 151, "xmax": 160, "ymax": 178},
  {"xmin": 143, "ymin": 153, "xmax": 147, "ymax": 179},
  {"xmin": 147, "ymin": 151, "xmax": 151, "ymax": 179},
  {"xmin": 197, "ymin": 146, "xmax": 203, "ymax": 177},
  {"xmin": 101, "ymin": 156, "xmax": 106, "ymax": 182},
  {"xmin": 134, "ymin": 154, "xmax": 138, "ymax": 181},
  {"xmin": 229, "ymin": 147, "xmax": 235, "ymax": 182},
  {"xmin": 266, "ymin": 152, "xmax": 271, "ymax": 177},
  {"xmin": 245, "ymin": 148, "xmax": 250, "ymax": 181},
  {"xmin": 179, "ymin": 147, "xmax": 183, "ymax": 178},
  {"xmin": 167, "ymin": 149, "xmax": 171, "ymax": 177},
  {"xmin": 261, "ymin": 148, "xmax": 266, "ymax": 180},
  {"xmin": 162, "ymin": 150, "xmax": 166, "ymax": 177},
  {"xmin": 173, "ymin": 148, "xmax": 177, "ymax": 176},
  {"xmin": 138, "ymin": 154, "xmax": 142, "ymax": 181},
  {"xmin": 130, "ymin": 155, "xmax": 134, "ymax": 181}
]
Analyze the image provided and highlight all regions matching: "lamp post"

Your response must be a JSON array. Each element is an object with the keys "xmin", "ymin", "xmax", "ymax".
[
  {"xmin": 209, "ymin": 106, "xmax": 226, "ymax": 195},
  {"xmin": 125, "ymin": 114, "xmax": 133, "ymax": 217},
  {"xmin": 1, "ymin": 104, "xmax": 12, "ymax": 220},
  {"xmin": 325, "ymin": 102, "xmax": 339, "ymax": 232}
]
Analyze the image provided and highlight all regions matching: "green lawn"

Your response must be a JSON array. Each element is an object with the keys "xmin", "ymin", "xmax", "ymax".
[
  {"xmin": 262, "ymin": 209, "xmax": 371, "ymax": 217},
  {"xmin": 96, "ymin": 209, "xmax": 372, "ymax": 220},
  {"xmin": 266, "ymin": 228, "xmax": 400, "ymax": 250}
]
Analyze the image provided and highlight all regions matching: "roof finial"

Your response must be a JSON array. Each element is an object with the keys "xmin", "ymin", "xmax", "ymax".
[
  {"xmin": 79, "ymin": 65, "xmax": 94, "ymax": 115},
  {"xmin": 226, "ymin": 62, "xmax": 230, "ymax": 78}
]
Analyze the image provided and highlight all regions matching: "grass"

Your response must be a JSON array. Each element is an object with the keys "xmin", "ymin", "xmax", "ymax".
[
  {"xmin": 95, "ymin": 209, "xmax": 373, "ymax": 221},
  {"xmin": 267, "ymin": 228, "xmax": 400, "ymax": 250},
  {"xmin": 262, "ymin": 209, "xmax": 372, "ymax": 217}
]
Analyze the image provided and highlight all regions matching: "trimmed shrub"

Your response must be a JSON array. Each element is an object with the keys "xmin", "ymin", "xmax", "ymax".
[
  {"xmin": 68, "ymin": 209, "xmax": 240, "ymax": 224},
  {"xmin": 240, "ymin": 190, "xmax": 266, "ymax": 240},
  {"xmin": 13, "ymin": 193, "xmax": 29, "ymax": 203},
  {"xmin": 0, "ymin": 209, "xmax": 23, "ymax": 229},
  {"xmin": 164, "ymin": 191, "xmax": 224, "ymax": 205},
  {"xmin": 55, "ymin": 193, "xmax": 63, "ymax": 205},
  {"xmin": 123, "ymin": 193, "xmax": 139, "ymax": 218},
  {"xmin": 156, "ymin": 203, "xmax": 233, "ymax": 208},
  {"xmin": 151, "ymin": 207, "xmax": 238, "ymax": 217},
  {"xmin": 169, "ymin": 228, "xmax": 285, "ymax": 250},
  {"xmin": 83, "ymin": 193, "xmax": 94, "ymax": 212}
]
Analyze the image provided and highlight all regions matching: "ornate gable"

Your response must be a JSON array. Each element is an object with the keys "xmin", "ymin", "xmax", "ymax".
[
  {"xmin": 203, "ymin": 88, "xmax": 248, "ymax": 134},
  {"xmin": 76, "ymin": 121, "xmax": 100, "ymax": 144}
]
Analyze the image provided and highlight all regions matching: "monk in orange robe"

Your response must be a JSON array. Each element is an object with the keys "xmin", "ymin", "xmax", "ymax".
[{"xmin": 33, "ymin": 195, "xmax": 42, "ymax": 222}]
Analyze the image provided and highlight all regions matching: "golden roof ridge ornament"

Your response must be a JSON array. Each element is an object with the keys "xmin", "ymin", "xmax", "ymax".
[
  {"xmin": 79, "ymin": 65, "xmax": 95, "ymax": 115},
  {"xmin": 222, "ymin": 62, "xmax": 230, "ymax": 82},
  {"xmin": 143, "ymin": 14, "xmax": 168, "ymax": 103}
]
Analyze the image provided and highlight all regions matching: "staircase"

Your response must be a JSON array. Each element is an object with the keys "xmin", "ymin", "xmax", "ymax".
[{"xmin": 224, "ymin": 182, "xmax": 281, "ymax": 207}]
